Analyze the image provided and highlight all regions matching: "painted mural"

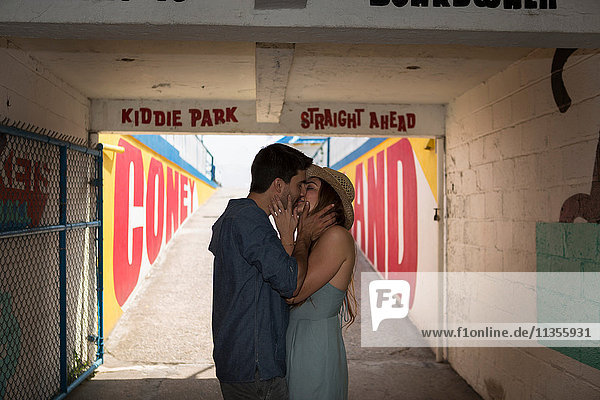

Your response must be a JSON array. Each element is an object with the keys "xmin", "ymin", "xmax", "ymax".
[
  {"xmin": 99, "ymin": 134, "xmax": 217, "ymax": 334},
  {"xmin": 540, "ymin": 129, "xmax": 600, "ymax": 370},
  {"xmin": 536, "ymin": 48, "xmax": 600, "ymax": 370},
  {"xmin": 0, "ymin": 132, "xmax": 50, "ymax": 231},
  {"xmin": 336, "ymin": 137, "xmax": 439, "ymax": 309},
  {"xmin": 553, "ymin": 47, "xmax": 599, "ymax": 226},
  {"xmin": 559, "ymin": 132, "xmax": 600, "ymax": 223}
]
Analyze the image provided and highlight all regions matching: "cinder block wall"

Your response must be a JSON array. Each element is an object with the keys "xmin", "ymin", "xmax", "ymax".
[
  {"xmin": 0, "ymin": 39, "xmax": 89, "ymax": 144},
  {"xmin": 445, "ymin": 48, "xmax": 600, "ymax": 399}
]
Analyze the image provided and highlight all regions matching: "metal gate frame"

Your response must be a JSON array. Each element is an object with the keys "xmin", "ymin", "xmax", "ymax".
[{"xmin": 0, "ymin": 124, "xmax": 103, "ymax": 399}]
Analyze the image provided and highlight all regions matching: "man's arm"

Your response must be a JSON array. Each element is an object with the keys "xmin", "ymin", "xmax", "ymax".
[{"xmin": 238, "ymin": 213, "xmax": 298, "ymax": 298}]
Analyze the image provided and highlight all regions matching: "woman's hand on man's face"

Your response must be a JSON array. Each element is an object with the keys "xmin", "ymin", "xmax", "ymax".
[
  {"xmin": 293, "ymin": 197, "xmax": 307, "ymax": 216},
  {"xmin": 269, "ymin": 194, "xmax": 299, "ymax": 242},
  {"xmin": 298, "ymin": 203, "xmax": 336, "ymax": 242}
]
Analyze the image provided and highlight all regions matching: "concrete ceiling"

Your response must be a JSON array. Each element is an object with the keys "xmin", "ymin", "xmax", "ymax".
[
  {"xmin": 286, "ymin": 43, "xmax": 533, "ymax": 104},
  {"xmin": 7, "ymin": 39, "xmax": 256, "ymax": 101},
  {"xmin": 7, "ymin": 37, "xmax": 533, "ymax": 112}
]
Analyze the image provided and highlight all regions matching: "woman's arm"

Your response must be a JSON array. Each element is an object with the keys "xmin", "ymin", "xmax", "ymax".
[
  {"xmin": 271, "ymin": 195, "xmax": 338, "ymax": 297},
  {"xmin": 286, "ymin": 225, "xmax": 354, "ymax": 304}
]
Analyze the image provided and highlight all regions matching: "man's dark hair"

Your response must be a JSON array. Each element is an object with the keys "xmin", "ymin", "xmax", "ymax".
[{"xmin": 250, "ymin": 143, "xmax": 313, "ymax": 193}]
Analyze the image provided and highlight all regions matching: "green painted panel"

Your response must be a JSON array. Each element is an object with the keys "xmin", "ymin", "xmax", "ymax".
[{"xmin": 536, "ymin": 222, "xmax": 600, "ymax": 370}]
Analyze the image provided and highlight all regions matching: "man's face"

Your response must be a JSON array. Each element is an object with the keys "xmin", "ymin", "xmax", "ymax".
[{"xmin": 281, "ymin": 169, "xmax": 307, "ymax": 209}]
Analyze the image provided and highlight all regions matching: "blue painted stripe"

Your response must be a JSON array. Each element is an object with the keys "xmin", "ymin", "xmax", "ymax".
[
  {"xmin": 330, "ymin": 138, "xmax": 388, "ymax": 170},
  {"xmin": 277, "ymin": 136, "xmax": 327, "ymax": 144},
  {"xmin": 131, "ymin": 135, "xmax": 218, "ymax": 188},
  {"xmin": 295, "ymin": 138, "xmax": 327, "ymax": 143},
  {"xmin": 276, "ymin": 136, "xmax": 293, "ymax": 143}
]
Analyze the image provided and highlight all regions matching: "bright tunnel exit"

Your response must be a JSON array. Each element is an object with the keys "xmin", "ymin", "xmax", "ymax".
[
  {"xmin": 77, "ymin": 130, "xmax": 455, "ymax": 400},
  {"xmin": 98, "ymin": 133, "xmax": 442, "ymax": 338}
]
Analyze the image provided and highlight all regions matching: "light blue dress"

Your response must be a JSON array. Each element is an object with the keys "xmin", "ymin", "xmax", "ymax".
[{"xmin": 286, "ymin": 283, "xmax": 348, "ymax": 400}]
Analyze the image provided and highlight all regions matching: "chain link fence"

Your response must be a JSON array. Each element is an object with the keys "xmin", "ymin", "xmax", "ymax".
[{"xmin": 0, "ymin": 125, "xmax": 103, "ymax": 400}]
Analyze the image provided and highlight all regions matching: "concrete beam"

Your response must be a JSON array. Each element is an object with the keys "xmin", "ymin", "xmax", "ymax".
[
  {"xmin": 255, "ymin": 0, "xmax": 307, "ymax": 10},
  {"xmin": 0, "ymin": 0, "xmax": 598, "ymax": 48},
  {"xmin": 90, "ymin": 99, "xmax": 446, "ymax": 137},
  {"xmin": 255, "ymin": 43, "xmax": 294, "ymax": 124}
]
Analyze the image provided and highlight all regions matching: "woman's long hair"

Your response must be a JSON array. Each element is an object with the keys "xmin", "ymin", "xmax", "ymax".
[{"xmin": 310, "ymin": 179, "xmax": 357, "ymax": 329}]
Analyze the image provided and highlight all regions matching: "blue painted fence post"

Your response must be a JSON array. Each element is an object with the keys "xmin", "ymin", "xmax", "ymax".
[{"xmin": 96, "ymin": 144, "xmax": 104, "ymax": 361}]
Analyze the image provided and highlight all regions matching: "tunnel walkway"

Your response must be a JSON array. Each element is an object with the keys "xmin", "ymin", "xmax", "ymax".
[{"xmin": 69, "ymin": 188, "xmax": 481, "ymax": 400}]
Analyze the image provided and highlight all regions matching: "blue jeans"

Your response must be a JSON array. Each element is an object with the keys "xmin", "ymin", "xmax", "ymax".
[{"xmin": 219, "ymin": 370, "xmax": 289, "ymax": 400}]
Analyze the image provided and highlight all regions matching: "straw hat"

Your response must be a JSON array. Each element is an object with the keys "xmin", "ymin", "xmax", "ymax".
[{"xmin": 306, "ymin": 165, "xmax": 355, "ymax": 230}]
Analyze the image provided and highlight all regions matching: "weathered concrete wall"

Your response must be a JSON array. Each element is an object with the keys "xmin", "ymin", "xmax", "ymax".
[
  {"xmin": 446, "ymin": 48, "xmax": 600, "ymax": 399},
  {"xmin": 0, "ymin": 39, "xmax": 89, "ymax": 145}
]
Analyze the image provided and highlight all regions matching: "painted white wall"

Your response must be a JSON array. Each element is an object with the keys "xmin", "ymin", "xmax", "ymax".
[
  {"xmin": 160, "ymin": 134, "xmax": 215, "ymax": 180},
  {"xmin": 0, "ymin": 39, "xmax": 89, "ymax": 145},
  {"xmin": 328, "ymin": 137, "xmax": 370, "ymax": 167},
  {"xmin": 446, "ymin": 48, "xmax": 600, "ymax": 399}
]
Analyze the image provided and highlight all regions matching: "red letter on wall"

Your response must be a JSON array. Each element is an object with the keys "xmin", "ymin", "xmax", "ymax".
[
  {"xmin": 189, "ymin": 180, "xmax": 195, "ymax": 214},
  {"xmin": 113, "ymin": 139, "xmax": 144, "ymax": 307},
  {"xmin": 180, "ymin": 174, "xmax": 189, "ymax": 224},
  {"xmin": 166, "ymin": 167, "xmax": 179, "ymax": 243},
  {"xmin": 146, "ymin": 158, "xmax": 165, "ymax": 264},
  {"xmin": 367, "ymin": 151, "xmax": 387, "ymax": 273},
  {"xmin": 386, "ymin": 139, "xmax": 418, "ymax": 306},
  {"xmin": 352, "ymin": 163, "xmax": 366, "ymax": 252}
]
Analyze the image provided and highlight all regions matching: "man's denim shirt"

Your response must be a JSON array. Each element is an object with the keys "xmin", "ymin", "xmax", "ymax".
[{"xmin": 209, "ymin": 198, "xmax": 298, "ymax": 383}]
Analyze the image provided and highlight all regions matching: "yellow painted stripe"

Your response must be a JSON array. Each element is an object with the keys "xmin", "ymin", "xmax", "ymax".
[
  {"xmin": 338, "ymin": 138, "xmax": 437, "ymax": 203},
  {"xmin": 408, "ymin": 138, "xmax": 438, "ymax": 202}
]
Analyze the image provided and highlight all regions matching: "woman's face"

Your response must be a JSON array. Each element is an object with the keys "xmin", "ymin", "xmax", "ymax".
[{"xmin": 304, "ymin": 177, "xmax": 322, "ymax": 212}]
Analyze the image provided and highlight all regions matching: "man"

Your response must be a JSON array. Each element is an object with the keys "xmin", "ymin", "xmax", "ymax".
[{"xmin": 209, "ymin": 143, "xmax": 335, "ymax": 400}]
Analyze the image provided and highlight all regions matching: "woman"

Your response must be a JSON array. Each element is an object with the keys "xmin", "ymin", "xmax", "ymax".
[{"xmin": 271, "ymin": 164, "xmax": 357, "ymax": 400}]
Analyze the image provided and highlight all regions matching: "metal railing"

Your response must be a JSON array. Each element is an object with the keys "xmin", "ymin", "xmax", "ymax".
[
  {"xmin": 311, "ymin": 137, "xmax": 331, "ymax": 167},
  {"xmin": 161, "ymin": 134, "xmax": 217, "ymax": 184},
  {"xmin": 198, "ymin": 136, "xmax": 216, "ymax": 182},
  {"xmin": 0, "ymin": 124, "xmax": 103, "ymax": 400}
]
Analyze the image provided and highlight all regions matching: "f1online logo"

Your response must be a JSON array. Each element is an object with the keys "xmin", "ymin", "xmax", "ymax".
[{"xmin": 369, "ymin": 280, "xmax": 410, "ymax": 331}]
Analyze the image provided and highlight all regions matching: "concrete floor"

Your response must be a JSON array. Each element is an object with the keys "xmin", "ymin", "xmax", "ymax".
[{"xmin": 69, "ymin": 188, "xmax": 482, "ymax": 400}]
